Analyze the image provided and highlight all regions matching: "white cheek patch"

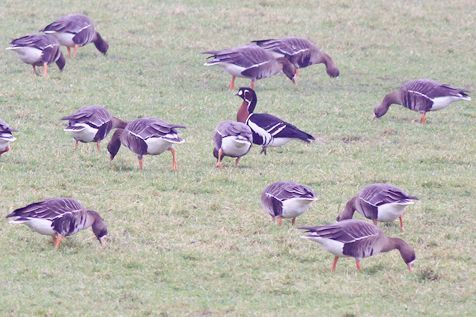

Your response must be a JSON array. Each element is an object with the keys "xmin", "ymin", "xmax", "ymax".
[{"xmin": 238, "ymin": 90, "xmax": 243, "ymax": 96}]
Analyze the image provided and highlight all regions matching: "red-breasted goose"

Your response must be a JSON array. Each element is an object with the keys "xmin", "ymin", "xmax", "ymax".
[
  {"xmin": 62, "ymin": 105, "xmax": 126, "ymax": 151},
  {"xmin": 0, "ymin": 119, "xmax": 17, "ymax": 156},
  {"xmin": 300, "ymin": 219, "xmax": 416, "ymax": 272},
  {"xmin": 336, "ymin": 183, "xmax": 418, "ymax": 231},
  {"xmin": 7, "ymin": 198, "xmax": 107, "ymax": 249},
  {"xmin": 213, "ymin": 120, "xmax": 252, "ymax": 168},
  {"xmin": 252, "ymin": 37, "xmax": 339, "ymax": 79},
  {"xmin": 6, "ymin": 34, "xmax": 65, "ymax": 77},
  {"xmin": 107, "ymin": 118, "xmax": 185, "ymax": 171},
  {"xmin": 374, "ymin": 79, "xmax": 471, "ymax": 124},
  {"xmin": 41, "ymin": 13, "xmax": 109, "ymax": 58},
  {"xmin": 261, "ymin": 181, "xmax": 316, "ymax": 225},
  {"xmin": 203, "ymin": 45, "xmax": 296, "ymax": 90},
  {"xmin": 235, "ymin": 87, "xmax": 314, "ymax": 154}
]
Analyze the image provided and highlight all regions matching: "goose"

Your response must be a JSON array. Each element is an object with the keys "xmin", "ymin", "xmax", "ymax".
[
  {"xmin": 7, "ymin": 198, "xmax": 107, "ymax": 249},
  {"xmin": 62, "ymin": 105, "xmax": 126, "ymax": 151},
  {"xmin": 203, "ymin": 45, "xmax": 296, "ymax": 90},
  {"xmin": 41, "ymin": 13, "xmax": 109, "ymax": 57},
  {"xmin": 374, "ymin": 79, "xmax": 471, "ymax": 124},
  {"xmin": 261, "ymin": 181, "xmax": 316, "ymax": 225},
  {"xmin": 235, "ymin": 87, "xmax": 314, "ymax": 154},
  {"xmin": 213, "ymin": 120, "xmax": 253, "ymax": 168},
  {"xmin": 300, "ymin": 219, "xmax": 416, "ymax": 272},
  {"xmin": 107, "ymin": 117, "xmax": 185, "ymax": 171},
  {"xmin": 252, "ymin": 37, "xmax": 339, "ymax": 79},
  {"xmin": 0, "ymin": 119, "xmax": 17, "ymax": 156},
  {"xmin": 6, "ymin": 34, "xmax": 65, "ymax": 76},
  {"xmin": 336, "ymin": 183, "xmax": 418, "ymax": 232}
]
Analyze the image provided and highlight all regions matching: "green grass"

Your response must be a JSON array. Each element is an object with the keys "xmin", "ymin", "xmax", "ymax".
[{"xmin": 1, "ymin": 0, "xmax": 475, "ymax": 316}]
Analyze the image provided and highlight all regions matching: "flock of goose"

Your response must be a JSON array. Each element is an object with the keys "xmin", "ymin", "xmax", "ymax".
[{"xmin": 2, "ymin": 13, "xmax": 472, "ymax": 272}]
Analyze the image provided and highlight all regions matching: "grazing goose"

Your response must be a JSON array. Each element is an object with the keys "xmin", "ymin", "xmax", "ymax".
[
  {"xmin": 374, "ymin": 79, "xmax": 471, "ymax": 124},
  {"xmin": 203, "ymin": 45, "xmax": 296, "ymax": 90},
  {"xmin": 0, "ymin": 119, "xmax": 17, "ymax": 156},
  {"xmin": 41, "ymin": 13, "xmax": 109, "ymax": 57},
  {"xmin": 107, "ymin": 117, "xmax": 185, "ymax": 171},
  {"xmin": 7, "ymin": 198, "xmax": 107, "ymax": 249},
  {"xmin": 62, "ymin": 105, "xmax": 126, "ymax": 151},
  {"xmin": 300, "ymin": 219, "xmax": 416, "ymax": 272},
  {"xmin": 336, "ymin": 183, "xmax": 418, "ymax": 232},
  {"xmin": 235, "ymin": 87, "xmax": 314, "ymax": 154},
  {"xmin": 252, "ymin": 37, "xmax": 339, "ymax": 79},
  {"xmin": 6, "ymin": 34, "xmax": 65, "ymax": 76},
  {"xmin": 213, "ymin": 120, "xmax": 253, "ymax": 168},
  {"xmin": 261, "ymin": 181, "xmax": 316, "ymax": 225}
]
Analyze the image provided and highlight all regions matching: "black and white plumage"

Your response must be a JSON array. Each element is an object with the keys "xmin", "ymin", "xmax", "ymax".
[
  {"xmin": 252, "ymin": 37, "xmax": 339, "ymax": 78},
  {"xmin": 41, "ymin": 13, "xmax": 109, "ymax": 57},
  {"xmin": 6, "ymin": 34, "xmax": 65, "ymax": 76},
  {"xmin": 107, "ymin": 118, "xmax": 185, "ymax": 171},
  {"xmin": 235, "ymin": 87, "xmax": 314, "ymax": 154},
  {"xmin": 337, "ymin": 183, "xmax": 418, "ymax": 231},
  {"xmin": 261, "ymin": 181, "xmax": 316, "ymax": 225},
  {"xmin": 300, "ymin": 219, "xmax": 416, "ymax": 272},
  {"xmin": 6, "ymin": 198, "xmax": 107, "ymax": 249},
  {"xmin": 0, "ymin": 118, "xmax": 16, "ymax": 156},
  {"xmin": 62, "ymin": 105, "xmax": 126, "ymax": 151},
  {"xmin": 203, "ymin": 45, "xmax": 296, "ymax": 89},
  {"xmin": 213, "ymin": 120, "xmax": 252, "ymax": 168},
  {"xmin": 374, "ymin": 79, "xmax": 471, "ymax": 124}
]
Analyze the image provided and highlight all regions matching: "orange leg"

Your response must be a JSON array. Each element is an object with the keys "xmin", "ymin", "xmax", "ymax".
[
  {"xmin": 32, "ymin": 65, "xmax": 39, "ymax": 76},
  {"xmin": 73, "ymin": 44, "xmax": 79, "ymax": 58},
  {"xmin": 372, "ymin": 219, "xmax": 378, "ymax": 225},
  {"xmin": 235, "ymin": 156, "xmax": 241, "ymax": 167},
  {"xmin": 169, "ymin": 147, "xmax": 177, "ymax": 171},
  {"xmin": 355, "ymin": 259, "xmax": 361, "ymax": 271},
  {"xmin": 43, "ymin": 62, "xmax": 48, "ymax": 77},
  {"xmin": 291, "ymin": 217, "xmax": 296, "ymax": 226},
  {"xmin": 215, "ymin": 148, "xmax": 223, "ymax": 168},
  {"xmin": 74, "ymin": 140, "xmax": 79, "ymax": 150},
  {"xmin": 331, "ymin": 256, "xmax": 339, "ymax": 272},
  {"xmin": 250, "ymin": 80, "xmax": 256, "ymax": 90},
  {"xmin": 53, "ymin": 234, "xmax": 64, "ymax": 249},
  {"xmin": 420, "ymin": 113, "xmax": 427, "ymax": 124},
  {"xmin": 67, "ymin": 47, "xmax": 71, "ymax": 58},
  {"xmin": 399, "ymin": 216, "xmax": 404, "ymax": 232},
  {"xmin": 276, "ymin": 216, "xmax": 283, "ymax": 226},
  {"xmin": 138, "ymin": 157, "xmax": 144, "ymax": 170},
  {"xmin": 229, "ymin": 76, "xmax": 236, "ymax": 90},
  {"xmin": 96, "ymin": 141, "xmax": 100, "ymax": 152}
]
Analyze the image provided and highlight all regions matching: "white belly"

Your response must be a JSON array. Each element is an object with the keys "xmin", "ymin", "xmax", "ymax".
[
  {"xmin": 377, "ymin": 202, "xmax": 413, "ymax": 222},
  {"xmin": 45, "ymin": 31, "xmax": 75, "ymax": 47},
  {"xmin": 0, "ymin": 142, "xmax": 10, "ymax": 152},
  {"xmin": 269, "ymin": 137, "xmax": 292, "ymax": 147},
  {"xmin": 22, "ymin": 218, "xmax": 56, "ymax": 235},
  {"xmin": 145, "ymin": 137, "xmax": 172, "ymax": 155},
  {"xmin": 9, "ymin": 47, "xmax": 43, "ymax": 64},
  {"xmin": 0, "ymin": 135, "xmax": 15, "ymax": 151},
  {"xmin": 221, "ymin": 136, "xmax": 251, "ymax": 157},
  {"xmin": 281, "ymin": 198, "xmax": 315, "ymax": 218},
  {"xmin": 305, "ymin": 236, "xmax": 345, "ymax": 257},
  {"xmin": 64, "ymin": 123, "xmax": 98, "ymax": 143}
]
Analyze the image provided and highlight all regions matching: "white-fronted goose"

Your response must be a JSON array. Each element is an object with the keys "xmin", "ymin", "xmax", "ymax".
[
  {"xmin": 107, "ymin": 118, "xmax": 185, "ymax": 171},
  {"xmin": 252, "ymin": 37, "xmax": 339, "ymax": 78},
  {"xmin": 300, "ymin": 219, "xmax": 416, "ymax": 272},
  {"xmin": 261, "ymin": 181, "xmax": 316, "ymax": 225},
  {"xmin": 62, "ymin": 105, "xmax": 126, "ymax": 151},
  {"xmin": 41, "ymin": 13, "xmax": 109, "ymax": 57},
  {"xmin": 235, "ymin": 87, "xmax": 314, "ymax": 154},
  {"xmin": 374, "ymin": 79, "xmax": 471, "ymax": 124},
  {"xmin": 0, "ymin": 119, "xmax": 17, "ymax": 156},
  {"xmin": 213, "ymin": 120, "xmax": 252, "ymax": 168},
  {"xmin": 336, "ymin": 183, "xmax": 418, "ymax": 231},
  {"xmin": 6, "ymin": 34, "xmax": 65, "ymax": 76},
  {"xmin": 7, "ymin": 198, "xmax": 107, "ymax": 249},
  {"xmin": 203, "ymin": 45, "xmax": 296, "ymax": 90}
]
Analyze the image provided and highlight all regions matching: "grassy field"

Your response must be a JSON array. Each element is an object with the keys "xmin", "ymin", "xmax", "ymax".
[{"xmin": 1, "ymin": 0, "xmax": 475, "ymax": 316}]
